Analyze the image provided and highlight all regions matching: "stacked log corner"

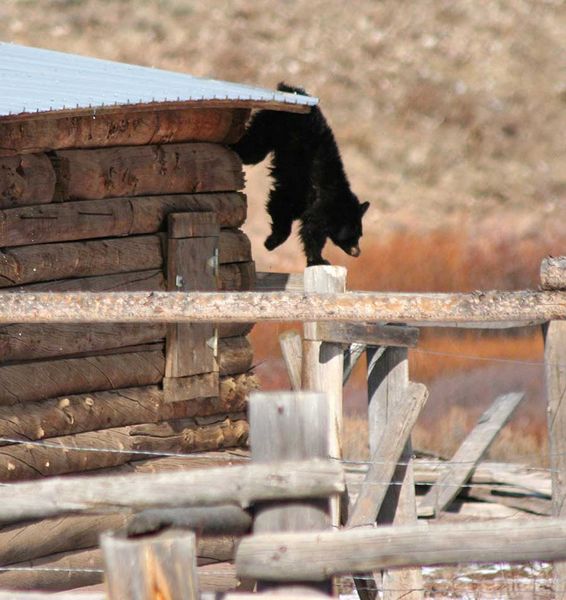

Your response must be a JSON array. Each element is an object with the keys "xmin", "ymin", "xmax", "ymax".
[{"xmin": 0, "ymin": 108, "xmax": 256, "ymax": 591}]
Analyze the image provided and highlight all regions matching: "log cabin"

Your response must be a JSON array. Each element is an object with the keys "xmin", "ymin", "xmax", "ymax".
[{"xmin": 0, "ymin": 42, "xmax": 315, "ymax": 591}]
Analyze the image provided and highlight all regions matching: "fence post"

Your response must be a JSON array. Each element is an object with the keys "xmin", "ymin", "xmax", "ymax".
[
  {"xmin": 249, "ymin": 391, "xmax": 333, "ymax": 595},
  {"xmin": 100, "ymin": 529, "xmax": 199, "ymax": 600},
  {"xmin": 542, "ymin": 256, "xmax": 566, "ymax": 599},
  {"xmin": 367, "ymin": 346, "xmax": 424, "ymax": 600},
  {"xmin": 302, "ymin": 266, "xmax": 347, "ymax": 527}
]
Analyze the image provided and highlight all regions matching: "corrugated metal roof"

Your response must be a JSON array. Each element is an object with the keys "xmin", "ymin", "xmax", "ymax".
[{"xmin": 0, "ymin": 42, "xmax": 317, "ymax": 119}]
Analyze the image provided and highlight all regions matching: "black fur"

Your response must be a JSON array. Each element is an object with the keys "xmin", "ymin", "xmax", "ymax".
[{"xmin": 231, "ymin": 83, "xmax": 369, "ymax": 266}]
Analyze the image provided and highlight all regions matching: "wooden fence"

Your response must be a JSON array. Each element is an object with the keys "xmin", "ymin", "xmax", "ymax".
[{"xmin": 0, "ymin": 257, "xmax": 564, "ymax": 599}]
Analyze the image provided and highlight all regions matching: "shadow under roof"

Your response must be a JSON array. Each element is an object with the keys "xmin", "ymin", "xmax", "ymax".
[{"xmin": 0, "ymin": 43, "xmax": 317, "ymax": 120}]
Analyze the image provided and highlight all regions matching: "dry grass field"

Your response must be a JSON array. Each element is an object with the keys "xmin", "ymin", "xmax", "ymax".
[{"xmin": 1, "ymin": 0, "xmax": 564, "ymax": 465}]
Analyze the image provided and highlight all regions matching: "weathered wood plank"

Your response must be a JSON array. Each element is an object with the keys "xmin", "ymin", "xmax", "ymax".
[
  {"xmin": 219, "ymin": 262, "xmax": 255, "ymax": 291},
  {"xmin": 165, "ymin": 213, "xmax": 219, "ymax": 396},
  {"xmin": 348, "ymin": 383, "xmax": 428, "ymax": 528},
  {"xmin": 279, "ymin": 331, "xmax": 302, "ymax": 391},
  {"xmin": 418, "ymin": 392, "xmax": 524, "ymax": 518},
  {"xmin": 0, "ymin": 374, "xmax": 255, "ymax": 445},
  {"xmin": 0, "ymin": 235, "xmax": 164, "ymax": 288},
  {"xmin": 250, "ymin": 391, "xmax": 333, "ymax": 594},
  {"xmin": 218, "ymin": 336, "xmax": 253, "ymax": 376},
  {"xmin": 541, "ymin": 256, "xmax": 566, "ymax": 290},
  {"xmin": 367, "ymin": 346, "xmax": 422, "ymax": 600},
  {"xmin": 0, "ymin": 192, "xmax": 246, "ymax": 248},
  {"xmin": 0, "ymin": 107, "xmax": 249, "ymax": 156},
  {"xmin": 0, "ymin": 153, "xmax": 56, "ymax": 208},
  {"xmin": 545, "ymin": 319, "xmax": 566, "ymax": 599},
  {"xmin": 0, "ymin": 349, "xmax": 164, "ymax": 406},
  {"xmin": 53, "ymin": 143, "xmax": 243, "ymax": 200},
  {"xmin": 255, "ymin": 272, "xmax": 303, "ymax": 292},
  {"xmin": 101, "ymin": 529, "xmax": 199, "ymax": 600},
  {"xmin": 0, "ymin": 289, "xmax": 562, "ymax": 324},
  {"xmin": 0, "ymin": 413, "xmax": 248, "ymax": 482},
  {"xmin": 0, "ymin": 323, "xmax": 166, "ymax": 362},
  {"xmin": 343, "ymin": 343, "xmax": 369, "ymax": 385},
  {"xmin": 219, "ymin": 229, "xmax": 252, "ymax": 263},
  {"xmin": 236, "ymin": 518, "xmax": 566, "ymax": 579},
  {"xmin": 311, "ymin": 322, "xmax": 419, "ymax": 348},
  {"xmin": 0, "ymin": 458, "xmax": 343, "ymax": 522}
]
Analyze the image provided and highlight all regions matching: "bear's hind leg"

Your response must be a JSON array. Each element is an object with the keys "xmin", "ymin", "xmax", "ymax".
[{"xmin": 265, "ymin": 187, "xmax": 295, "ymax": 251}]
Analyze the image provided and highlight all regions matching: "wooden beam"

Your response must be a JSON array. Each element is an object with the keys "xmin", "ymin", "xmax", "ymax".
[
  {"xmin": 53, "ymin": 143, "xmax": 243, "ymax": 200},
  {"xmin": 0, "ymin": 107, "xmax": 249, "ymax": 156},
  {"xmin": 0, "ymin": 374, "xmax": 255, "ymax": 445},
  {"xmin": 541, "ymin": 256, "xmax": 566, "ymax": 290},
  {"xmin": 347, "ymin": 383, "xmax": 428, "ymax": 528},
  {"xmin": 343, "ymin": 343, "xmax": 368, "ymax": 385},
  {"xmin": 249, "ymin": 391, "xmax": 334, "ymax": 594},
  {"xmin": 310, "ymin": 322, "xmax": 419, "ymax": 347},
  {"xmin": 0, "ymin": 192, "xmax": 246, "ymax": 248},
  {"xmin": 101, "ymin": 529, "xmax": 199, "ymax": 600},
  {"xmin": 366, "ymin": 346, "xmax": 423, "ymax": 600},
  {"xmin": 545, "ymin": 319, "xmax": 566, "ymax": 598},
  {"xmin": 164, "ymin": 213, "xmax": 219, "ymax": 401},
  {"xmin": 255, "ymin": 271, "xmax": 303, "ymax": 292},
  {"xmin": 418, "ymin": 391, "xmax": 524, "ymax": 518},
  {"xmin": 279, "ymin": 331, "xmax": 302, "ymax": 391},
  {"xmin": 0, "ymin": 459, "xmax": 344, "ymax": 523},
  {"xmin": 0, "ymin": 289, "xmax": 562, "ymax": 324},
  {"xmin": 0, "ymin": 153, "xmax": 56, "ymax": 208},
  {"xmin": 235, "ymin": 517, "xmax": 566, "ymax": 580},
  {"xmin": 0, "ymin": 413, "xmax": 248, "ymax": 482}
]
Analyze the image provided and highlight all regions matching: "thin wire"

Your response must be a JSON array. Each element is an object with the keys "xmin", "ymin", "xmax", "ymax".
[{"xmin": 411, "ymin": 347, "xmax": 554, "ymax": 367}]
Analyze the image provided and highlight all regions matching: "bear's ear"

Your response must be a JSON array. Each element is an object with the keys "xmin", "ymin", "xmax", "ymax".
[{"xmin": 360, "ymin": 201, "xmax": 370, "ymax": 215}]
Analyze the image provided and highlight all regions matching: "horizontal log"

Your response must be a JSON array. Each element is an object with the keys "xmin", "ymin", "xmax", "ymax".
[
  {"xmin": 0, "ymin": 323, "xmax": 166, "ymax": 362},
  {"xmin": 309, "ymin": 322, "xmax": 419, "ymax": 347},
  {"xmin": 53, "ymin": 143, "xmax": 244, "ymax": 200},
  {"xmin": 218, "ymin": 336, "xmax": 253, "ymax": 376},
  {"xmin": 0, "ymin": 414, "xmax": 248, "ymax": 482},
  {"xmin": 219, "ymin": 230, "xmax": 252, "ymax": 263},
  {"xmin": 0, "ymin": 350, "xmax": 164, "ymax": 406},
  {"xmin": 0, "ymin": 548, "xmax": 103, "ymax": 592},
  {"xmin": 0, "ymin": 592, "xmax": 104, "ymax": 600},
  {"xmin": 0, "ymin": 107, "xmax": 249, "ymax": 156},
  {"xmin": 0, "ymin": 153, "xmax": 56, "ymax": 208},
  {"xmin": 18, "ymin": 269, "xmax": 165, "ymax": 293},
  {"xmin": 235, "ymin": 517, "xmax": 566, "ymax": 580},
  {"xmin": 0, "ymin": 192, "xmax": 246, "ymax": 247},
  {"xmin": 219, "ymin": 262, "xmax": 255, "ymax": 291},
  {"xmin": 0, "ymin": 289, "xmax": 561, "ymax": 324},
  {"xmin": 0, "ymin": 235, "xmax": 164, "ymax": 288},
  {"xmin": 0, "ymin": 459, "xmax": 344, "ymax": 523},
  {"xmin": 0, "ymin": 373, "xmax": 257, "ymax": 444},
  {"xmin": 541, "ymin": 256, "xmax": 566, "ymax": 290}
]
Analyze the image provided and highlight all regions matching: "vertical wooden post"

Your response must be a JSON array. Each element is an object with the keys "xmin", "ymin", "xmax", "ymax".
[
  {"xmin": 164, "ymin": 212, "xmax": 219, "ymax": 402},
  {"xmin": 302, "ymin": 266, "xmax": 347, "ymax": 527},
  {"xmin": 367, "ymin": 346, "xmax": 424, "ymax": 600},
  {"xmin": 101, "ymin": 529, "xmax": 199, "ymax": 600},
  {"xmin": 545, "ymin": 321, "xmax": 566, "ymax": 598},
  {"xmin": 249, "ymin": 391, "xmax": 333, "ymax": 595}
]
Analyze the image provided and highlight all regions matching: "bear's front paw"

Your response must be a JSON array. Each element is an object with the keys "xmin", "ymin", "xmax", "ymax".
[{"xmin": 264, "ymin": 233, "xmax": 286, "ymax": 251}]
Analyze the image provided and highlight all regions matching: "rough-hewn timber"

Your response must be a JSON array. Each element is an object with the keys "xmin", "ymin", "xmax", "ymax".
[{"xmin": 0, "ymin": 153, "xmax": 56, "ymax": 208}]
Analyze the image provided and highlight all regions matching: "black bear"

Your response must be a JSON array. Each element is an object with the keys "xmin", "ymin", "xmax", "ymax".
[{"xmin": 232, "ymin": 83, "xmax": 369, "ymax": 266}]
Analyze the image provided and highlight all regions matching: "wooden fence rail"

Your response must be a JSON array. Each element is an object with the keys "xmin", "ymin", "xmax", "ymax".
[{"xmin": 0, "ymin": 289, "xmax": 563, "ymax": 324}]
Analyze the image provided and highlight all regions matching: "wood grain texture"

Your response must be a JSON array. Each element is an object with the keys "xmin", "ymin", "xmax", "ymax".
[
  {"xmin": 545, "ymin": 319, "xmax": 566, "ymax": 599},
  {"xmin": 279, "ymin": 331, "xmax": 303, "ymax": 391},
  {"xmin": 0, "ymin": 349, "xmax": 164, "ymax": 406},
  {"xmin": 0, "ymin": 374, "xmax": 255, "ymax": 444},
  {"xmin": 0, "ymin": 289, "xmax": 562, "ymax": 324},
  {"xmin": 53, "ymin": 143, "xmax": 243, "ymax": 200},
  {"xmin": 235, "ymin": 518, "xmax": 566, "ymax": 580},
  {"xmin": 0, "ymin": 413, "xmax": 249, "ymax": 482},
  {"xmin": 0, "ymin": 107, "xmax": 249, "ymax": 156},
  {"xmin": 347, "ymin": 382, "xmax": 428, "ymax": 528},
  {"xmin": 0, "ymin": 235, "xmax": 164, "ymax": 288},
  {"xmin": 418, "ymin": 391, "xmax": 524, "ymax": 517},
  {"xmin": 218, "ymin": 336, "xmax": 253, "ymax": 376},
  {"xmin": 101, "ymin": 529, "xmax": 199, "ymax": 600},
  {"xmin": 0, "ymin": 458, "xmax": 343, "ymax": 521},
  {"xmin": 311, "ymin": 322, "xmax": 419, "ymax": 348},
  {"xmin": 249, "ymin": 392, "xmax": 334, "ymax": 593},
  {"xmin": 0, "ymin": 192, "xmax": 246, "ymax": 248},
  {"xmin": 0, "ymin": 153, "xmax": 56, "ymax": 208},
  {"xmin": 541, "ymin": 256, "xmax": 566, "ymax": 290},
  {"xmin": 367, "ymin": 346, "xmax": 423, "ymax": 600}
]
